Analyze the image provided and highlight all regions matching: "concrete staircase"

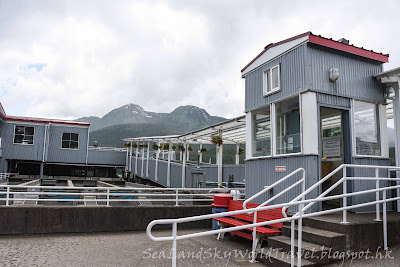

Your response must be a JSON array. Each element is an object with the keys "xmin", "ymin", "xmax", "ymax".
[{"xmin": 256, "ymin": 217, "xmax": 346, "ymax": 266}]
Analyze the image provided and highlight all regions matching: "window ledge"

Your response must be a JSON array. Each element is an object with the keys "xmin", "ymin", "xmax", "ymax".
[{"xmin": 263, "ymin": 88, "xmax": 280, "ymax": 97}]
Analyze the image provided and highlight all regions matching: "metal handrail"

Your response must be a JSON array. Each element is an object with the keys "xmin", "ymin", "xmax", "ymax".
[
  {"xmin": 242, "ymin": 167, "xmax": 305, "ymax": 262},
  {"xmin": 0, "ymin": 185, "xmax": 245, "ymax": 207},
  {"xmin": 147, "ymin": 183, "xmax": 400, "ymax": 267}
]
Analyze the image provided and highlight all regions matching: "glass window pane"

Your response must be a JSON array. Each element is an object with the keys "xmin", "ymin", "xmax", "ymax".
[
  {"xmin": 25, "ymin": 127, "xmax": 34, "ymax": 136},
  {"xmin": 62, "ymin": 141, "xmax": 70, "ymax": 148},
  {"xmin": 24, "ymin": 135, "xmax": 34, "ymax": 144},
  {"xmin": 14, "ymin": 134, "xmax": 23, "ymax": 144},
  {"xmin": 15, "ymin": 126, "xmax": 24, "ymax": 134},
  {"xmin": 272, "ymin": 66, "xmax": 279, "ymax": 89},
  {"xmin": 70, "ymin": 141, "xmax": 79, "ymax": 149},
  {"xmin": 62, "ymin": 133, "xmax": 70, "ymax": 141},
  {"xmin": 276, "ymin": 96, "xmax": 301, "ymax": 155},
  {"xmin": 253, "ymin": 106, "xmax": 271, "ymax": 157},
  {"xmin": 71, "ymin": 133, "xmax": 79, "ymax": 141},
  {"xmin": 264, "ymin": 70, "xmax": 270, "ymax": 94},
  {"xmin": 354, "ymin": 101, "xmax": 380, "ymax": 156}
]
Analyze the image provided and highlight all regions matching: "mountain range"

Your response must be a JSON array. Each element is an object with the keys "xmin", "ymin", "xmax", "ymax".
[{"xmin": 76, "ymin": 104, "xmax": 226, "ymax": 147}]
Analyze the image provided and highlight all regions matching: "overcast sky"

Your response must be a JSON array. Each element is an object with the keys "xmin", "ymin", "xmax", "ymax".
[{"xmin": 0, "ymin": 0, "xmax": 399, "ymax": 120}]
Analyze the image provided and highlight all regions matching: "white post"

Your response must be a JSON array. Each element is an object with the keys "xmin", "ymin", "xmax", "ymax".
[
  {"xmin": 235, "ymin": 143, "xmax": 240, "ymax": 165},
  {"xmin": 375, "ymin": 168, "xmax": 381, "ymax": 221},
  {"xmin": 135, "ymin": 143, "xmax": 139, "ymax": 175},
  {"xmin": 342, "ymin": 166, "xmax": 348, "ymax": 223},
  {"xmin": 167, "ymin": 142, "xmax": 172, "ymax": 187},
  {"xmin": 146, "ymin": 142, "xmax": 150, "ymax": 178},
  {"xmin": 141, "ymin": 144, "xmax": 145, "ymax": 177},
  {"xmin": 179, "ymin": 151, "xmax": 182, "ymax": 161},
  {"xmin": 187, "ymin": 144, "xmax": 190, "ymax": 161},
  {"xmin": 218, "ymin": 130, "xmax": 223, "ymax": 187},
  {"xmin": 129, "ymin": 142, "xmax": 133, "ymax": 173},
  {"xmin": 106, "ymin": 188, "xmax": 110, "ymax": 207},
  {"xmin": 172, "ymin": 222, "xmax": 177, "ymax": 267},
  {"xmin": 199, "ymin": 144, "xmax": 203, "ymax": 163},
  {"xmin": 181, "ymin": 143, "xmax": 187, "ymax": 188},
  {"xmin": 383, "ymin": 188, "xmax": 388, "ymax": 249},
  {"xmin": 392, "ymin": 82, "xmax": 400, "ymax": 212},
  {"xmin": 125, "ymin": 145, "xmax": 129, "ymax": 175},
  {"xmin": 155, "ymin": 142, "xmax": 160, "ymax": 182}
]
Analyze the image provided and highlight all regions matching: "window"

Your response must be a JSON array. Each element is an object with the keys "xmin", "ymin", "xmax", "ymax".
[
  {"xmin": 276, "ymin": 96, "xmax": 301, "ymax": 155},
  {"xmin": 252, "ymin": 106, "xmax": 271, "ymax": 157},
  {"xmin": 62, "ymin": 133, "xmax": 79, "ymax": 149},
  {"xmin": 14, "ymin": 126, "xmax": 34, "ymax": 145},
  {"xmin": 353, "ymin": 100, "xmax": 380, "ymax": 156},
  {"xmin": 263, "ymin": 65, "xmax": 280, "ymax": 96}
]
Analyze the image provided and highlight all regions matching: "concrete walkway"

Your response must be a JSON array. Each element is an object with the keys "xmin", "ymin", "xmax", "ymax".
[{"xmin": 0, "ymin": 229, "xmax": 399, "ymax": 266}]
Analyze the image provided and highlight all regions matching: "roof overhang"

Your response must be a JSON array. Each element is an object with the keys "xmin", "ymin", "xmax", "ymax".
[{"xmin": 241, "ymin": 32, "xmax": 389, "ymax": 77}]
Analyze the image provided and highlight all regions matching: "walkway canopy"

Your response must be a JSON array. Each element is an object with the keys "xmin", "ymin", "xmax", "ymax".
[{"xmin": 122, "ymin": 115, "xmax": 246, "ymax": 188}]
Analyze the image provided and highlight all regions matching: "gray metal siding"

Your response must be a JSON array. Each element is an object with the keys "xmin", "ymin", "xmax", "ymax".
[
  {"xmin": 47, "ymin": 125, "xmax": 88, "ymax": 164},
  {"xmin": 245, "ymin": 44, "xmax": 307, "ymax": 112},
  {"xmin": 317, "ymin": 93, "xmax": 351, "ymax": 108},
  {"xmin": 0, "ymin": 122, "xmax": 45, "ymax": 161},
  {"xmin": 245, "ymin": 155, "xmax": 320, "ymax": 212},
  {"xmin": 87, "ymin": 150, "xmax": 126, "ymax": 166},
  {"xmin": 307, "ymin": 44, "xmax": 384, "ymax": 103},
  {"xmin": 351, "ymin": 158, "xmax": 391, "ymax": 212}
]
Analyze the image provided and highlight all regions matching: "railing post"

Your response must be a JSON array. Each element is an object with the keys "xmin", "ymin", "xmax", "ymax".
[
  {"xmin": 175, "ymin": 189, "xmax": 179, "ymax": 206},
  {"xmin": 342, "ymin": 166, "xmax": 348, "ymax": 223},
  {"xmin": 6, "ymin": 186, "xmax": 9, "ymax": 206},
  {"xmin": 291, "ymin": 220, "xmax": 295, "ymax": 267},
  {"xmin": 375, "ymin": 168, "xmax": 381, "ymax": 221},
  {"xmin": 298, "ymin": 203, "xmax": 303, "ymax": 267},
  {"xmin": 172, "ymin": 222, "xmax": 177, "ymax": 267},
  {"xmin": 383, "ymin": 189, "xmax": 388, "ymax": 250},
  {"xmin": 106, "ymin": 188, "xmax": 110, "ymax": 207},
  {"xmin": 251, "ymin": 211, "xmax": 257, "ymax": 263}
]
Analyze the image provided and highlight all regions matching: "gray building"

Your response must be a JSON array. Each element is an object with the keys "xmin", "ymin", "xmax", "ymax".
[
  {"xmin": 242, "ymin": 32, "xmax": 390, "ymax": 211},
  {"xmin": 0, "ymin": 104, "xmax": 126, "ymax": 178}
]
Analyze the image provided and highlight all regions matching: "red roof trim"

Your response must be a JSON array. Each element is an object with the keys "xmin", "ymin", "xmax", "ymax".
[
  {"xmin": 5, "ymin": 116, "xmax": 90, "ymax": 126},
  {"xmin": 241, "ymin": 32, "xmax": 311, "ymax": 73},
  {"xmin": 241, "ymin": 32, "xmax": 389, "ymax": 74},
  {"xmin": 308, "ymin": 34, "xmax": 389, "ymax": 63},
  {"xmin": 0, "ymin": 103, "xmax": 89, "ymax": 126}
]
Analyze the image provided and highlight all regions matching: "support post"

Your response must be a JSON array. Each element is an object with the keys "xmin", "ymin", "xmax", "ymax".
[
  {"xmin": 155, "ymin": 142, "xmax": 160, "ymax": 182},
  {"xmin": 141, "ymin": 144, "xmax": 145, "ymax": 177},
  {"xmin": 129, "ymin": 142, "xmax": 133, "ymax": 174},
  {"xmin": 135, "ymin": 143, "xmax": 139, "ymax": 175},
  {"xmin": 167, "ymin": 142, "xmax": 172, "ymax": 187},
  {"xmin": 342, "ymin": 166, "xmax": 348, "ymax": 223},
  {"xmin": 235, "ymin": 143, "xmax": 240, "ymax": 165},
  {"xmin": 392, "ymin": 82, "xmax": 400, "ymax": 212},
  {"xmin": 199, "ymin": 144, "xmax": 203, "ymax": 163},
  {"xmin": 181, "ymin": 143, "xmax": 187, "ymax": 188},
  {"xmin": 187, "ymin": 143, "xmax": 190, "ymax": 161},
  {"xmin": 39, "ymin": 162, "xmax": 44, "ymax": 179},
  {"xmin": 375, "ymin": 168, "xmax": 381, "ymax": 221},
  {"xmin": 146, "ymin": 142, "xmax": 150, "ymax": 178}
]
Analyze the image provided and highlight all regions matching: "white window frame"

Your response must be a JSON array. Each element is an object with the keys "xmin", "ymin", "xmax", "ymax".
[
  {"xmin": 263, "ymin": 64, "xmax": 280, "ymax": 96},
  {"xmin": 252, "ymin": 104, "xmax": 272, "ymax": 158},
  {"xmin": 61, "ymin": 132, "xmax": 79, "ymax": 150},
  {"xmin": 351, "ymin": 99, "xmax": 384, "ymax": 158},
  {"xmin": 13, "ymin": 125, "xmax": 35, "ymax": 145}
]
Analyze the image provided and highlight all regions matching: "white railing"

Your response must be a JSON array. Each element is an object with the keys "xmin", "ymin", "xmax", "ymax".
[
  {"xmin": 147, "ymin": 164, "xmax": 400, "ymax": 267},
  {"xmin": 0, "ymin": 185, "xmax": 245, "ymax": 206},
  {"xmin": 88, "ymin": 146, "xmax": 128, "ymax": 152},
  {"xmin": 242, "ymin": 168, "xmax": 305, "ymax": 262},
  {"xmin": 0, "ymin": 173, "xmax": 10, "ymax": 180}
]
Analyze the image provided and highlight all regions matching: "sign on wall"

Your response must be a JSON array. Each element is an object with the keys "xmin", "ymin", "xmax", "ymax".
[
  {"xmin": 322, "ymin": 137, "xmax": 341, "ymax": 158},
  {"xmin": 275, "ymin": 166, "xmax": 286, "ymax": 172}
]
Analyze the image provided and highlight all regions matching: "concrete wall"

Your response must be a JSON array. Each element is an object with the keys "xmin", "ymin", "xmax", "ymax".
[{"xmin": 0, "ymin": 206, "xmax": 212, "ymax": 235}]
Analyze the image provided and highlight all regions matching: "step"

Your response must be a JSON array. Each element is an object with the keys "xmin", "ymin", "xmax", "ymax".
[
  {"xmin": 281, "ymin": 225, "xmax": 346, "ymax": 250},
  {"xmin": 283, "ymin": 216, "xmax": 349, "ymax": 234},
  {"xmin": 256, "ymin": 249, "xmax": 316, "ymax": 267},
  {"xmin": 267, "ymin": 235, "xmax": 333, "ymax": 265}
]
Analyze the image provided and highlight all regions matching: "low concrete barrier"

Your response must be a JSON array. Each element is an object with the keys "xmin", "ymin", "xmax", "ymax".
[{"xmin": 0, "ymin": 206, "xmax": 212, "ymax": 235}]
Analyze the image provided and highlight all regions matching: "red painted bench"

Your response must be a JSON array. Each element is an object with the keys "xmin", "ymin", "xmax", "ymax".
[{"xmin": 213, "ymin": 200, "xmax": 283, "ymax": 249}]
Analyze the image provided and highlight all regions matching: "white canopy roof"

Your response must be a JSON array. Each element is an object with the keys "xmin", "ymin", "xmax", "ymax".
[{"xmin": 123, "ymin": 115, "xmax": 246, "ymax": 145}]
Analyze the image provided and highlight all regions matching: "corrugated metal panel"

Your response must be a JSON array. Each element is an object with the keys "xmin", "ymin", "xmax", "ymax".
[
  {"xmin": 47, "ymin": 125, "xmax": 88, "ymax": 164},
  {"xmin": 351, "ymin": 158, "xmax": 391, "ymax": 212},
  {"xmin": 87, "ymin": 150, "xmax": 126, "ymax": 166},
  {"xmin": 245, "ymin": 155, "xmax": 320, "ymax": 212},
  {"xmin": 317, "ymin": 93, "xmax": 351, "ymax": 108},
  {"xmin": 157, "ymin": 160, "xmax": 168, "ymax": 186},
  {"xmin": 0, "ymin": 122, "xmax": 45, "ymax": 161},
  {"xmin": 245, "ymin": 44, "xmax": 307, "ymax": 112},
  {"xmin": 307, "ymin": 44, "xmax": 384, "ymax": 103}
]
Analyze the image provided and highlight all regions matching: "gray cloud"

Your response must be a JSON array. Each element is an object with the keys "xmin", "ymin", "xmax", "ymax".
[{"xmin": 0, "ymin": 0, "xmax": 399, "ymax": 120}]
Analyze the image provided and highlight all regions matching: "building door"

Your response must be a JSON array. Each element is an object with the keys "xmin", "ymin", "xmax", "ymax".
[{"xmin": 320, "ymin": 107, "xmax": 351, "ymax": 210}]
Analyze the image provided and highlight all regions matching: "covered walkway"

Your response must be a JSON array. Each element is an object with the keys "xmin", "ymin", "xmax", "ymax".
[{"xmin": 123, "ymin": 116, "xmax": 246, "ymax": 188}]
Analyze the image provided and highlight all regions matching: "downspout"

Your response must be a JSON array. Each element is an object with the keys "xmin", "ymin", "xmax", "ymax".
[{"xmin": 85, "ymin": 125, "xmax": 90, "ymax": 164}]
